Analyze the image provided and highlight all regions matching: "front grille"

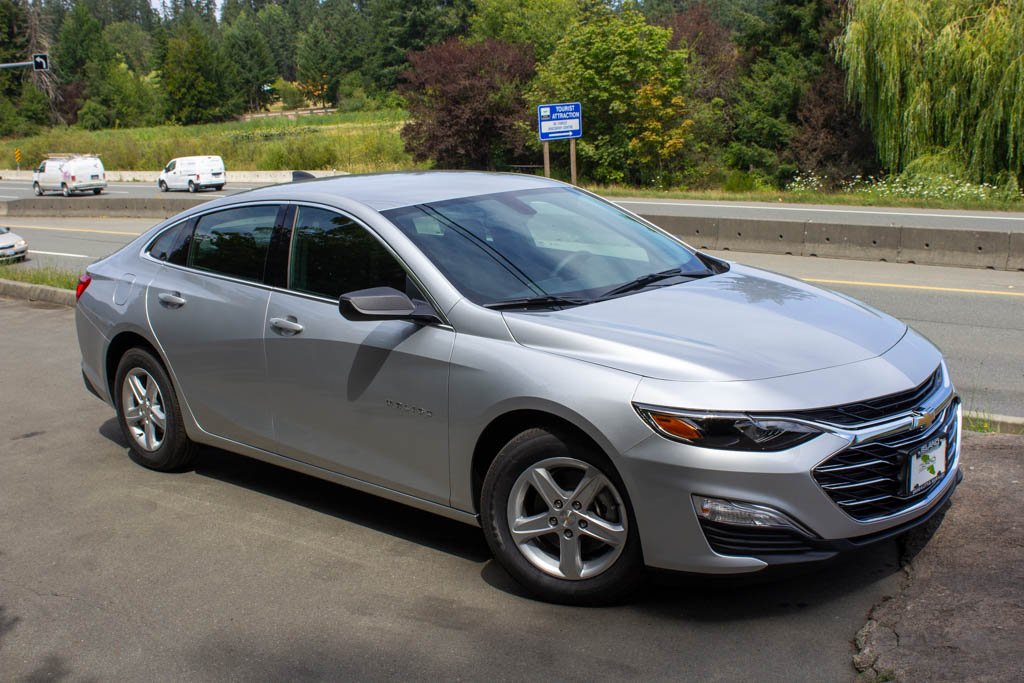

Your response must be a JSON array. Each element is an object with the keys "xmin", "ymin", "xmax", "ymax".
[
  {"xmin": 786, "ymin": 366, "xmax": 942, "ymax": 426},
  {"xmin": 812, "ymin": 398, "xmax": 959, "ymax": 521},
  {"xmin": 699, "ymin": 519, "xmax": 818, "ymax": 555}
]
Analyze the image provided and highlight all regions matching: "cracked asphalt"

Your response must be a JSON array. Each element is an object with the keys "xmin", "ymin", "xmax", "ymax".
[{"xmin": 1, "ymin": 295, "xmax": 1014, "ymax": 681}]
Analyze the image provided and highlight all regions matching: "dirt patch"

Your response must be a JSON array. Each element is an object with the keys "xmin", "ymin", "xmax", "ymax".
[{"xmin": 854, "ymin": 432, "xmax": 1024, "ymax": 682}]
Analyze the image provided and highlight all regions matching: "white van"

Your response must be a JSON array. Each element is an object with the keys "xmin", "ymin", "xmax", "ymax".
[
  {"xmin": 33, "ymin": 155, "xmax": 107, "ymax": 197},
  {"xmin": 158, "ymin": 156, "xmax": 225, "ymax": 193}
]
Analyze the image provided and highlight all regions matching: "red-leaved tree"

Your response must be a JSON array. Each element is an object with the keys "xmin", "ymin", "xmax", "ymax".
[{"xmin": 400, "ymin": 38, "xmax": 535, "ymax": 170}]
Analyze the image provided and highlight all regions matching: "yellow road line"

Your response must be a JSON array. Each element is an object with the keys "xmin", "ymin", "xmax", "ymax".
[
  {"xmin": 805, "ymin": 278, "xmax": 1024, "ymax": 298},
  {"xmin": 7, "ymin": 224, "xmax": 140, "ymax": 236}
]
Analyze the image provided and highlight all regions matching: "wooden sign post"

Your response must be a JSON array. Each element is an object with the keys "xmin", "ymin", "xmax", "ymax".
[{"xmin": 537, "ymin": 102, "xmax": 582, "ymax": 185}]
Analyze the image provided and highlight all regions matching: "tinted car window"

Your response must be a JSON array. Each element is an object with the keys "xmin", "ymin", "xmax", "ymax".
[
  {"xmin": 190, "ymin": 206, "xmax": 278, "ymax": 282},
  {"xmin": 147, "ymin": 220, "xmax": 193, "ymax": 266},
  {"xmin": 288, "ymin": 206, "xmax": 411, "ymax": 300}
]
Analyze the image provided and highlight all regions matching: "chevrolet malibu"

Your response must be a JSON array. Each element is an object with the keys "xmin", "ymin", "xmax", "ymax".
[{"xmin": 75, "ymin": 172, "xmax": 961, "ymax": 604}]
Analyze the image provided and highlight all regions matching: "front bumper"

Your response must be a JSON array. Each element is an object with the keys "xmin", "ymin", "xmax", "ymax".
[
  {"xmin": 0, "ymin": 244, "xmax": 27, "ymax": 261},
  {"xmin": 620, "ymin": 388, "xmax": 962, "ymax": 574}
]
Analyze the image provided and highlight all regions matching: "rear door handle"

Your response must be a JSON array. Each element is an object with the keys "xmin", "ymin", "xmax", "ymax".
[
  {"xmin": 157, "ymin": 292, "xmax": 186, "ymax": 307},
  {"xmin": 270, "ymin": 317, "xmax": 304, "ymax": 334}
]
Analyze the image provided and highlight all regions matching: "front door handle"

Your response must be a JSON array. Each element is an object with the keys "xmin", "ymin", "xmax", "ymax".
[
  {"xmin": 270, "ymin": 317, "xmax": 304, "ymax": 334},
  {"xmin": 157, "ymin": 291, "xmax": 186, "ymax": 307}
]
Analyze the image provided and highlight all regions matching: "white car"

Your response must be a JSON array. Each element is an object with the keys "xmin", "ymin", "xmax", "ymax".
[
  {"xmin": 158, "ymin": 156, "xmax": 225, "ymax": 193},
  {"xmin": 0, "ymin": 226, "xmax": 28, "ymax": 262},
  {"xmin": 33, "ymin": 155, "xmax": 107, "ymax": 197}
]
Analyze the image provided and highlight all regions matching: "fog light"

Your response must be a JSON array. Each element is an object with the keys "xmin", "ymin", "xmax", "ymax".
[{"xmin": 693, "ymin": 495, "xmax": 806, "ymax": 531}]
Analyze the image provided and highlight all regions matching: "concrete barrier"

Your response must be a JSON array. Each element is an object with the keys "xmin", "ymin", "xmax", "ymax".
[
  {"xmin": 0, "ymin": 279, "xmax": 76, "ymax": 306},
  {"xmin": 1006, "ymin": 232, "xmax": 1024, "ymax": 271},
  {"xmin": 897, "ymin": 227, "xmax": 1011, "ymax": 269},
  {"xmin": 803, "ymin": 221, "xmax": 901, "ymax": 262},
  {"xmin": 638, "ymin": 211, "xmax": 1020, "ymax": 271},
  {"xmin": 2, "ymin": 196, "xmax": 208, "ymax": 218}
]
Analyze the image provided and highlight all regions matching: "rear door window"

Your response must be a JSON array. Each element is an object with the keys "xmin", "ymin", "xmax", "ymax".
[
  {"xmin": 287, "ymin": 206, "xmax": 414, "ymax": 300},
  {"xmin": 148, "ymin": 220, "xmax": 194, "ymax": 266},
  {"xmin": 189, "ymin": 205, "xmax": 281, "ymax": 283}
]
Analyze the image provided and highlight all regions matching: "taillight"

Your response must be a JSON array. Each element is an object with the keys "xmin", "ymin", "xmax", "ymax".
[
  {"xmin": 75, "ymin": 274, "xmax": 92, "ymax": 301},
  {"xmin": 71, "ymin": 175, "xmax": 76, "ymax": 181}
]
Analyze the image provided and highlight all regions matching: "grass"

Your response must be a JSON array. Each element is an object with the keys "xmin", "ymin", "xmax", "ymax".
[
  {"xmin": 589, "ymin": 185, "xmax": 1024, "ymax": 212},
  {"xmin": 1, "ymin": 109, "xmax": 421, "ymax": 173},
  {"xmin": 0, "ymin": 264, "xmax": 79, "ymax": 290}
]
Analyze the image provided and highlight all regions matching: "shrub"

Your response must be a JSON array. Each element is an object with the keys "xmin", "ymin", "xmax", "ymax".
[{"xmin": 274, "ymin": 78, "xmax": 306, "ymax": 110}]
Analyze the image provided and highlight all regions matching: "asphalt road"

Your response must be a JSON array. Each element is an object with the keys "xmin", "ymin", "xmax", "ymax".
[
  {"xmin": 0, "ymin": 178, "xmax": 262, "ymax": 201},
  {"xmin": 4, "ymin": 214, "xmax": 1022, "ymax": 417},
  {"xmin": 0, "ymin": 296, "xmax": 903, "ymax": 681}
]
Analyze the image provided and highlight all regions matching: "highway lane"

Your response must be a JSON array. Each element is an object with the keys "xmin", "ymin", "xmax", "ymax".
[
  {"xmin": 3, "ymin": 215, "xmax": 1022, "ymax": 417},
  {"xmin": 614, "ymin": 197, "xmax": 1024, "ymax": 231},
  {"xmin": 0, "ymin": 178, "xmax": 261, "ymax": 200}
]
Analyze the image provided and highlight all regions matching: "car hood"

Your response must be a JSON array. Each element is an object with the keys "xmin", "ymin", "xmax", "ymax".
[
  {"xmin": 0, "ymin": 229, "xmax": 24, "ymax": 245},
  {"xmin": 502, "ymin": 264, "xmax": 907, "ymax": 382}
]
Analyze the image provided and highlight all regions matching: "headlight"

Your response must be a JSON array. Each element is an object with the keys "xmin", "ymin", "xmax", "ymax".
[
  {"xmin": 15, "ymin": 239, "xmax": 26, "ymax": 248},
  {"xmin": 633, "ymin": 404, "xmax": 822, "ymax": 451}
]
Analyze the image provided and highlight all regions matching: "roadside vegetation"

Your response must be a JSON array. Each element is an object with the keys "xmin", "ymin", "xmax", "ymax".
[
  {"xmin": 0, "ymin": 1, "xmax": 1020, "ymax": 209},
  {"xmin": 0, "ymin": 263, "xmax": 78, "ymax": 289}
]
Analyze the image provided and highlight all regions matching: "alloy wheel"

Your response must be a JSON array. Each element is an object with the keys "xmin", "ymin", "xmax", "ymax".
[
  {"xmin": 506, "ymin": 456, "xmax": 628, "ymax": 580},
  {"xmin": 121, "ymin": 368, "xmax": 167, "ymax": 452}
]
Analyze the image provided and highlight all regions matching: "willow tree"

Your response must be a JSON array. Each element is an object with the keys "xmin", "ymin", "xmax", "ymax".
[{"xmin": 839, "ymin": 0, "xmax": 1024, "ymax": 183}]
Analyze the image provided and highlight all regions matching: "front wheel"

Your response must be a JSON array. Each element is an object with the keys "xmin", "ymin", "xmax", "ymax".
[
  {"xmin": 114, "ymin": 348, "xmax": 196, "ymax": 471},
  {"xmin": 481, "ymin": 427, "xmax": 644, "ymax": 605},
  {"xmin": 32, "ymin": 182, "xmax": 42, "ymax": 196},
  {"xmin": 158, "ymin": 180, "xmax": 168, "ymax": 192}
]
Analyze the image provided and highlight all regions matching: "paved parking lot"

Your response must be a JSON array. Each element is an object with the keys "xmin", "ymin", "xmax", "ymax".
[{"xmin": 1, "ymin": 296, "xmax": 913, "ymax": 680}]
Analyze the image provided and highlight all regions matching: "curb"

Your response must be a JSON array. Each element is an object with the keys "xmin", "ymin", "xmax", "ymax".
[
  {"xmin": 0, "ymin": 279, "xmax": 76, "ymax": 306},
  {"xmin": 964, "ymin": 411, "xmax": 1024, "ymax": 435}
]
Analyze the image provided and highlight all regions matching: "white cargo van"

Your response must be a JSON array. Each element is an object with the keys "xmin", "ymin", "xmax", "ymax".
[
  {"xmin": 33, "ymin": 155, "xmax": 107, "ymax": 197},
  {"xmin": 158, "ymin": 156, "xmax": 225, "ymax": 192}
]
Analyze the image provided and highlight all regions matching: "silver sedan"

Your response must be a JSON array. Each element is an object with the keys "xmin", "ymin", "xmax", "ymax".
[{"xmin": 75, "ymin": 172, "xmax": 961, "ymax": 604}]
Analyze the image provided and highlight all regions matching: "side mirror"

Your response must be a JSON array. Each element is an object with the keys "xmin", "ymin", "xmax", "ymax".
[{"xmin": 339, "ymin": 287, "xmax": 439, "ymax": 323}]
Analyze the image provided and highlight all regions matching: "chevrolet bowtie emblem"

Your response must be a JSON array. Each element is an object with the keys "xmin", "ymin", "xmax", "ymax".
[{"xmin": 910, "ymin": 408, "xmax": 938, "ymax": 431}]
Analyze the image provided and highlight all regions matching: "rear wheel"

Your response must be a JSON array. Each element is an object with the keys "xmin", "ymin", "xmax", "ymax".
[
  {"xmin": 187, "ymin": 180, "xmax": 196, "ymax": 193},
  {"xmin": 61, "ymin": 183, "xmax": 70, "ymax": 197},
  {"xmin": 214, "ymin": 185, "xmax": 224, "ymax": 191},
  {"xmin": 481, "ymin": 427, "xmax": 644, "ymax": 605},
  {"xmin": 93, "ymin": 188, "xmax": 102, "ymax": 195},
  {"xmin": 32, "ymin": 182, "xmax": 42, "ymax": 196},
  {"xmin": 114, "ymin": 348, "xmax": 196, "ymax": 472}
]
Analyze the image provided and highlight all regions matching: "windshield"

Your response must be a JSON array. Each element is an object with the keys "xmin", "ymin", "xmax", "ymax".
[{"xmin": 382, "ymin": 187, "xmax": 715, "ymax": 307}]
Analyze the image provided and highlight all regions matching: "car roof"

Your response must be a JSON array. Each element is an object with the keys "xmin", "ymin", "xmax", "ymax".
[{"xmin": 236, "ymin": 171, "xmax": 565, "ymax": 211}]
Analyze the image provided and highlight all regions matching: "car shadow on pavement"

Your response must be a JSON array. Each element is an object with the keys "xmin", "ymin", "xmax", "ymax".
[{"xmin": 98, "ymin": 418, "xmax": 490, "ymax": 563}]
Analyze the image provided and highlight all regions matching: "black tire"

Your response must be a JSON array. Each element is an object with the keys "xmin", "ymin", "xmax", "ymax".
[
  {"xmin": 481, "ymin": 427, "xmax": 644, "ymax": 605},
  {"xmin": 61, "ymin": 183, "xmax": 70, "ymax": 197},
  {"xmin": 215, "ymin": 185, "xmax": 224, "ymax": 191},
  {"xmin": 188, "ymin": 180, "xmax": 196, "ymax": 193},
  {"xmin": 93, "ymin": 188, "xmax": 102, "ymax": 195},
  {"xmin": 114, "ymin": 348, "xmax": 196, "ymax": 472},
  {"xmin": 32, "ymin": 182, "xmax": 42, "ymax": 196},
  {"xmin": 158, "ymin": 180, "xmax": 168, "ymax": 192}
]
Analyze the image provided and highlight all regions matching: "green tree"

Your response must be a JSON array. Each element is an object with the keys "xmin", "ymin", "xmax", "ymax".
[
  {"xmin": 0, "ymin": 0, "xmax": 28, "ymax": 100},
  {"xmin": 103, "ymin": 20, "xmax": 153, "ymax": 74},
  {"xmin": 162, "ymin": 19, "xmax": 239, "ymax": 124},
  {"xmin": 839, "ymin": 0, "xmax": 1024, "ymax": 184},
  {"xmin": 531, "ymin": 10, "xmax": 695, "ymax": 184},
  {"xmin": 469, "ymin": 0, "xmax": 581, "ymax": 62},
  {"xmin": 256, "ymin": 4, "xmax": 296, "ymax": 80},
  {"xmin": 53, "ymin": 2, "xmax": 112, "ymax": 84},
  {"xmin": 362, "ymin": 0, "xmax": 472, "ymax": 90},
  {"xmin": 223, "ymin": 10, "xmax": 277, "ymax": 111},
  {"xmin": 295, "ymin": 15, "xmax": 335, "ymax": 107}
]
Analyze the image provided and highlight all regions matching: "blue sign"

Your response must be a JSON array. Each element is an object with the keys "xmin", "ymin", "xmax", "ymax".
[{"xmin": 538, "ymin": 102, "xmax": 582, "ymax": 141}]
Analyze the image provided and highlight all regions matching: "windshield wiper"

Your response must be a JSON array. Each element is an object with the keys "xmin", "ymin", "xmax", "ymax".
[
  {"xmin": 484, "ymin": 295, "xmax": 590, "ymax": 310},
  {"xmin": 598, "ymin": 267, "xmax": 707, "ymax": 299}
]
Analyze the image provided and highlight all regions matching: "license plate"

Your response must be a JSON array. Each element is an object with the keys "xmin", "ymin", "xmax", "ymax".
[{"xmin": 908, "ymin": 437, "xmax": 946, "ymax": 494}]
